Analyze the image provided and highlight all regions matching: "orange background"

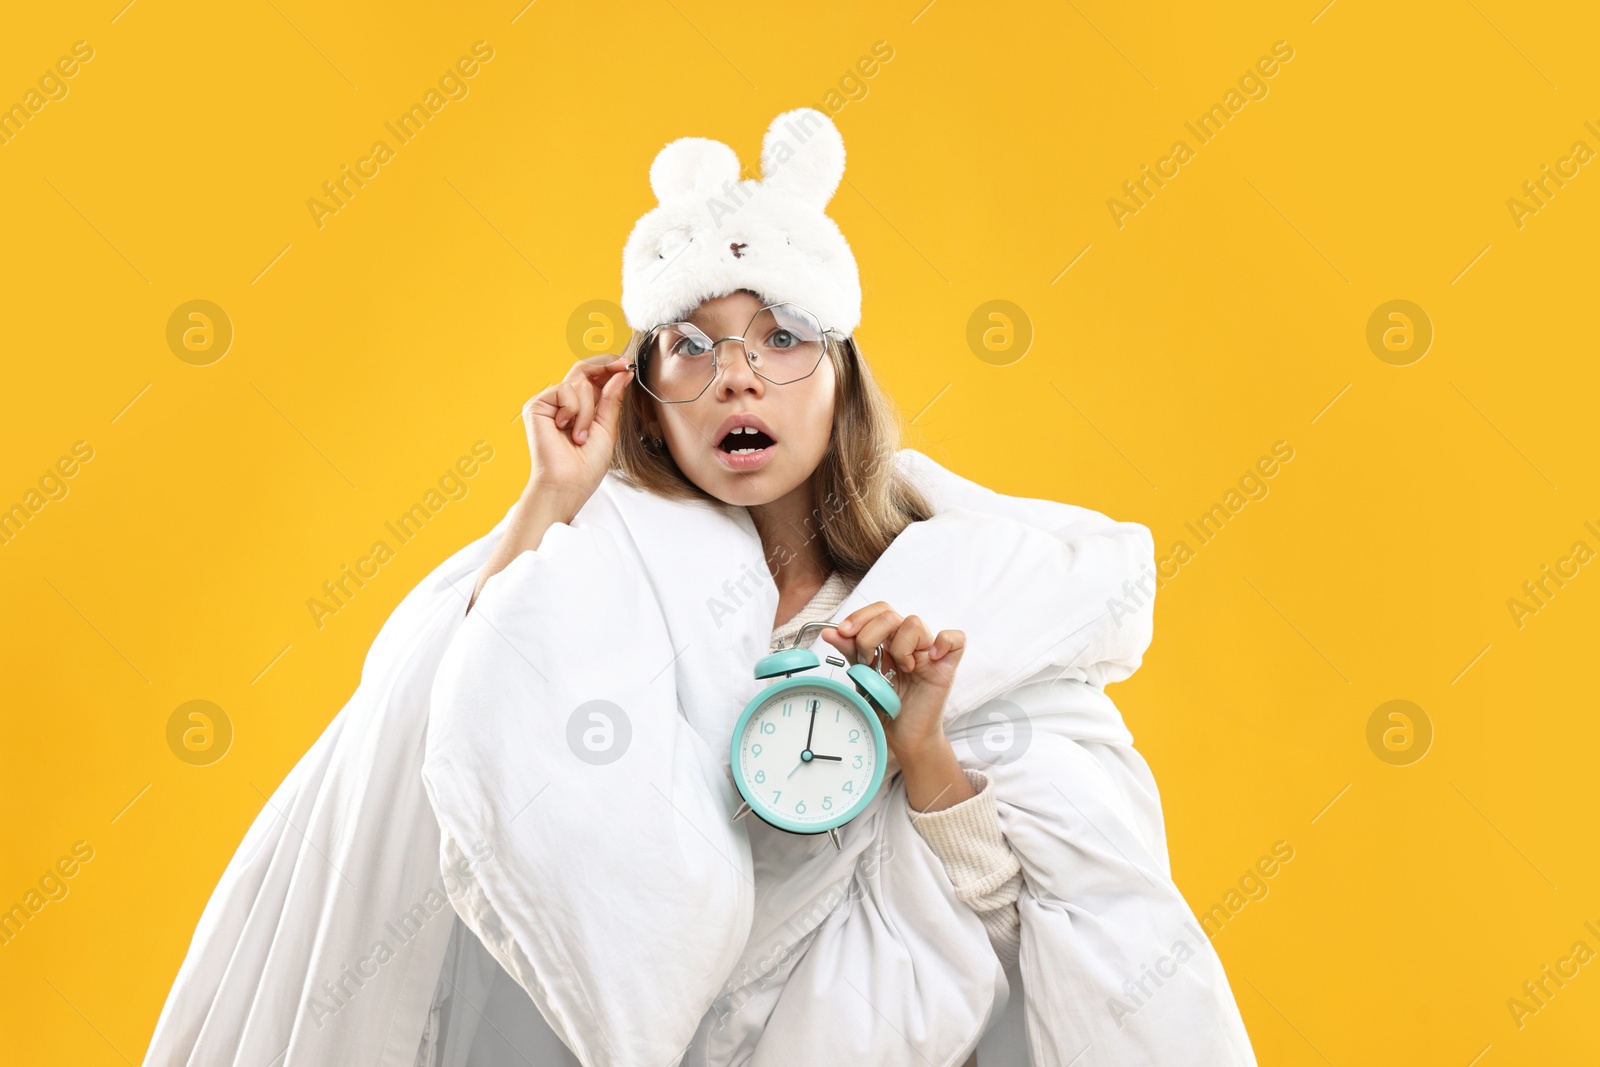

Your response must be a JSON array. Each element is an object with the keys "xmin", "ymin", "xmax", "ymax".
[{"xmin": 2, "ymin": 1, "xmax": 1596, "ymax": 1063}]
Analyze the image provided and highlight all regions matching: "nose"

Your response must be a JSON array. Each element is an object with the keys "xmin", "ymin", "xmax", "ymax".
[{"xmin": 711, "ymin": 338, "xmax": 766, "ymax": 400}]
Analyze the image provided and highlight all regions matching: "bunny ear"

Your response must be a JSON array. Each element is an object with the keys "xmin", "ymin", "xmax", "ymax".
[
  {"xmin": 649, "ymin": 136, "xmax": 741, "ymax": 203},
  {"xmin": 760, "ymin": 108, "xmax": 845, "ymax": 209}
]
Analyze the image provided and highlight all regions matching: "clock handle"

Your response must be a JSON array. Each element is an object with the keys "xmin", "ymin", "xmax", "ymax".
[{"xmin": 784, "ymin": 620, "xmax": 837, "ymax": 651}]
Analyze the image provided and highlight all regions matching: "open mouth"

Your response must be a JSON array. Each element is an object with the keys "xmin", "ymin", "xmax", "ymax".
[
  {"xmin": 714, "ymin": 425, "xmax": 778, "ymax": 471},
  {"xmin": 717, "ymin": 427, "xmax": 777, "ymax": 455}
]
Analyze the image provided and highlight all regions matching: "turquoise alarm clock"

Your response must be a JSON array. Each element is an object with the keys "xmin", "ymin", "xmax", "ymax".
[{"xmin": 729, "ymin": 621, "xmax": 902, "ymax": 851}]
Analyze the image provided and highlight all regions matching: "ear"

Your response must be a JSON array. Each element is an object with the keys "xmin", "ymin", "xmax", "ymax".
[
  {"xmin": 760, "ymin": 107, "xmax": 845, "ymax": 210},
  {"xmin": 649, "ymin": 136, "xmax": 741, "ymax": 203}
]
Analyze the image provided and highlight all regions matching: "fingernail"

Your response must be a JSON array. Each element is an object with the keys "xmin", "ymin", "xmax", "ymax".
[{"xmin": 576, "ymin": 429, "xmax": 588, "ymax": 443}]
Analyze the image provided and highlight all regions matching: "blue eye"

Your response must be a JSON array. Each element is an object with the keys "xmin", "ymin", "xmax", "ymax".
[
  {"xmin": 674, "ymin": 337, "xmax": 712, "ymax": 357},
  {"xmin": 767, "ymin": 330, "xmax": 798, "ymax": 350}
]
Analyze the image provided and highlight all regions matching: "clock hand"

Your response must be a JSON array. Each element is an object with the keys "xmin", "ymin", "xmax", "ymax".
[{"xmin": 789, "ymin": 703, "xmax": 830, "ymax": 779}]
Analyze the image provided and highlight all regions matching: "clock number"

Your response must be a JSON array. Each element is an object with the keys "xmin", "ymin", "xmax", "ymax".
[
  {"xmin": 842, "ymin": 780, "xmax": 853, "ymax": 793},
  {"xmin": 852, "ymin": 754, "xmax": 863, "ymax": 768},
  {"xmin": 761, "ymin": 720, "xmax": 776, "ymax": 734},
  {"xmin": 847, "ymin": 729, "xmax": 860, "ymax": 744},
  {"xmin": 771, "ymin": 790, "xmax": 782, "ymax": 803},
  {"xmin": 754, "ymin": 769, "xmax": 765, "ymax": 783},
  {"xmin": 795, "ymin": 800, "xmax": 806, "ymax": 815},
  {"xmin": 751, "ymin": 743, "xmax": 762, "ymax": 757},
  {"xmin": 822, "ymin": 795, "xmax": 832, "ymax": 810}
]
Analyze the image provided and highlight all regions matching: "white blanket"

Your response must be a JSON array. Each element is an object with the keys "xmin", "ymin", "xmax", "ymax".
[{"xmin": 141, "ymin": 449, "xmax": 1255, "ymax": 1067}]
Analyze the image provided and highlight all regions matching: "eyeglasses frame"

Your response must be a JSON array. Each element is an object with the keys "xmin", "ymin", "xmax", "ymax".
[{"xmin": 626, "ymin": 300, "xmax": 843, "ymax": 405}]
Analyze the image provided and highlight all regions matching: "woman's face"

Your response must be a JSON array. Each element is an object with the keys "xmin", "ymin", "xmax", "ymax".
[{"xmin": 646, "ymin": 289, "xmax": 836, "ymax": 508}]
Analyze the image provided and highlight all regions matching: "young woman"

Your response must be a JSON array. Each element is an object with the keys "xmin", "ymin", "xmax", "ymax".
[
  {"xmin": 412, "ymin": 110, "xmax": 1255, "ymax": 1065},
  {"xmin": 142, "ymin": 109, "xmax": 1255, "ymax": 1067}
]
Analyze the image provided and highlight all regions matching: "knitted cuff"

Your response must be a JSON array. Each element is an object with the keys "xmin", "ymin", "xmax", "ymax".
[{"xmin": 910, "ymin": 768, "xmax": 1023, "ymax": 898}]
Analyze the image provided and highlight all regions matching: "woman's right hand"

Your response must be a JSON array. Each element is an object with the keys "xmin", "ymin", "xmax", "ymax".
[
  {"xmin": 522, "ymin": 354, "xmax": 635, "ymax": 515},
  {"xmin": 466, "ymin": 354, "xmax": 635, "ymax": 614}
]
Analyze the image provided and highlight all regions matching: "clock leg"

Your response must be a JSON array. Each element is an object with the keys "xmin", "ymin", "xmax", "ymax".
[
  {"xmin": 732, "ymin": 800, "xmax": 752, "ymax": 822},
  {"xmin": 828, "ymin": 827, "xmax": 842, "ymax": 851}
]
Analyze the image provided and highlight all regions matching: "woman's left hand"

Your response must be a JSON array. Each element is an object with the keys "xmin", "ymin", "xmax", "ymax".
[{"xmin": 821, "ymin": 602, "xmax": 966, "ymax": 762}]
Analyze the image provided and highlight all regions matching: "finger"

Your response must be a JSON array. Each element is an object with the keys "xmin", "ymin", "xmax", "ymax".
[
  {"xmin": 550, "ymin": 382, "xmax": 578, "ymax": 430},
  {"xmin": 525, "ymin": 385, "xmax": 561, "ymax": 426},
  {"xmin": 834, "ymin": 602, "xmax": 890, "ymax": 638},
  {"xmin": 555, "ymin": 382, "xmax": 590, "ymax": 441},
  {"xmin": 570, "ymin": 377, "xmax": 597, "ymax": 441},
  {"xmin": 572, "ymin": 354, "xmax": 628, "ymax": 380},
  {"xmin": 573, "ymin": 360, "xmax": 633, "ymax": 443},
  {"xmin": 853, "ymin": 610, "xmax": 904, "ymax": 666},
  {"xmin": 566, "ymin": 356, "xmax": 610, "ymax": 392},
  {"xmin": 588, "ymin": 365, "xmax": 633, "ymax": 442},
  {"xmin": 888, "ymin": 615, "xmax": 932, "ymax": 673},
  {"xmin": 929, "ymin": 629, "xmax": 966, "ymax": 662},
  {"xmin": 820, "ymin": 623, "xmax": 861, "ymax": 653}
]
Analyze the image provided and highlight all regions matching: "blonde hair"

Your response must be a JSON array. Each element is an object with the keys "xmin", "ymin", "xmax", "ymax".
[{"xmin": 611, "ymin": 322, "xmax": 933, "ymax": 582}]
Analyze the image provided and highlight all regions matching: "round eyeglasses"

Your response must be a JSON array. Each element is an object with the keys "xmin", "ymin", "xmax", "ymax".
[{"xmin": 627, "ymin": 302, "xmax": 838, "ymax": 404}]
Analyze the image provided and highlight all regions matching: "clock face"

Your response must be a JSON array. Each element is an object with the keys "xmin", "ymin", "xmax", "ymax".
[{"xmin": 734, "ymin": 683, "xmax": 881, "ymax": 831}]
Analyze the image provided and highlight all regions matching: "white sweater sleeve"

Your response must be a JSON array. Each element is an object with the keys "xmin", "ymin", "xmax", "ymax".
[{"xmin": 908, "ymin": 767, "xmax": 1023, "ymax": 969}]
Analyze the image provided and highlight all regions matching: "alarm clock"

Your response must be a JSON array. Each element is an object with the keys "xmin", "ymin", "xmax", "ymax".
[{"xmin": 729, "ymin": 621, "xmax": 902, "ymax": 851}]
